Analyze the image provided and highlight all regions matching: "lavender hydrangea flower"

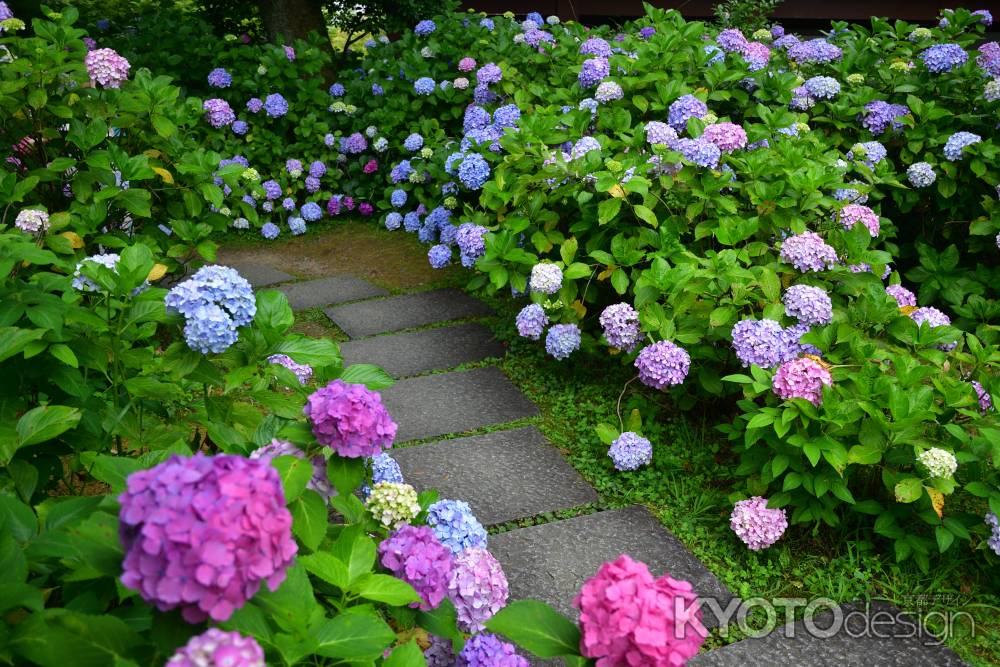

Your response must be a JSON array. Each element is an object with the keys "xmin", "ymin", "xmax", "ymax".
[
  {"xmin": 426, "ymin": 499, "xmax": 488, "ymax": 555},
  {"xmin": 263, "ymin": 93, "xmax": 288, "ymax": 117},
  {"xmin": 299, "ymin": 202, "xmax": 322, "ymax": 222},
  {"xmin": 459, "ymin": 633, "xmax": 528, "ymax": 667},
  {"xmin": 862, "ymin": 101, "xmax": 910, "ymax": 135},
  {"xmin": 906, "ymin": 162, "xmax": 936, "ymax": 188},
  {"xmin": 456, "ymin": 223, "xmax": 488, "ymax": 260},
  {"xmin": 207, "ymin": 67, "xmax": 231, "ymax": 88},
  {"xmin": 986, "ymin": 513, "xmax": 1000, "ymax": 556},
  {"xmin": 702, "ymin": 122, "xmax": 747, "ymax": 153},
  {"xmin": 203, "ymin": 99, "xmax": 235, "ymax": 128},
  {"xmin": 448, "ymin": 548, "xmax": 509, "ymax": 632},
  {"xmin": 730, "ymin": 497, "xmax": 788, "ymax": 550},
  {"xmin": 668, "ymin": 94, "xmax": 708, "ymax": 132},
  {"xmin": 885, "ymin": 284, "xmax": 917, "ymax": 307},
  {"xmin": 529, "ymin": 263, "xmax": 563, "ymax": 294},
  {"xmin": 608, "ymin": 432, "xmax": 652, "ymax": 471},
  {"xmin": 674, "ymin": 138, "xmax": 721, "ymax": 168},
  {"xmin": 920, "ymin": 43, "xmax": 968, "ymax": 73},
  {"xmin": 516, "ymin": 304, "xmax": 548, "ymax": 340},
  {"xmin": 404, "ymin": 133, "xmax": 424, "ymax": 151},
  {"xmin": 944, "ymin": 131, "xmax": 981, "ymax": 161},
  {"xmin": 838, "ymin": 203, "xmax": 880, "ymax": 237},
  {"xmin": 14, "ymin": 209, "xmax": 49, "ymax": 234},
  {"xmin": 580, "ymin": 37, "xmax": 612, "ymax": 57},
  {"xmin": 595, "ymin": 81, "xmax": 623, "ymax": 103},
  {"xmin": 787, "ymin": 38, "xmax": 842, "ymax": 64},
  {"xmin": 250, "ymin": 438, "xmax": 334, "ymax": 499},
  {"xmin": 645, "ymin": 121, "xmax": 678, "ymax": 146},
  {"xmin": 578, "ymin": 57, "xmax": 610, "ymax": 88},
  {"xmin": 910, "ymin": 306, "xmax": 957, "ymax": 351},
  {"xmin": 428, "ymin": 244, "xmax": 452, "ymax": 268},
  {"xmin": 477, "ymin": 63, "xmax": 502, "ymax": 85},
  {"xmin": 635, "ymin": 340, "xmax": 691, "ymax": 389},
  {"xmin": 773, "ymin": 357, "xmax": 832, "ymax": 405},
  {"xmin": 717, "ymin": 28, "xmax": 749, "ymax": 53},
  {"xmin": 546, "ymin": 323, "xmax": 581, "ymax": 360},
  {"xmin": 783, "ymin": 285, "xmax": 833, "ymax": 325},
  {"xmin": 978, "ymin": 42, "xmax": 1000, "ymax": 77},
  {"xmin": 571, "ymin": 136, "xmax": 601, "ymax": 159},
  {"xmin": 599, "ymin": 303, "xmax": 641, "ymax": 352},
  {"xmin": 803, "ymin": 76, "xmax": 840, "ymax": 99},
  {"xmin": 166, "ymin": 629, "xmax": 264, "ymax": 667},
  {"xmin": 379, "ymin": 525, "xmax": 453, "ymax": 610},
  {"xmin": 341, "ymin": 132, "xmax": 368, "ymax": 154},
  {"xmin": 84, "ymin": 47, "xmax": 130, "ymax": 87},
  {"xmin": 779, "ymin": 231, "xmax": 837, "ymax": 272},
  {"xmin": 119, "ymin": 454, "xmax": 296, "ymax": 623},
  {"xmin": 303, "ymin": 379, "xmax": 397, "ymax": 457},
  {"xmin": 732, "ymin": 319, "xmax": 794, "ymax": 369},
  {"xmin": 972, "ymin": 381, "xmax": 993, "ymax": 413},
  {"xmin": 267, "ymin": 353, "xmax": 313, "ymax": 384},
  {"xmin": 261, "ymin": 222, "xmax": 280, "ymax": 239}
]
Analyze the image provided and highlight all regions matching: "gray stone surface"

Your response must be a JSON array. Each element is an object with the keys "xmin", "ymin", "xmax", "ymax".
[
  {"xmin": 324, "ymin": 288, "xmax": 493, "ymax": 338},
  {"xmin": 690, "ymin": 601, "xmax": 966, "ymax": 666},
  {"xmin": 490, "ymin": 506, "xmax": 733, "ymax": 628},
  {"xmin": 380, "ymin": 367, "xmax": 537, "ymax": 442},
  {"xmin": 278, "ymin": 276, "xmax": 387, "ymax": 310},
  {"xmin": 391, "ymin": 427, "xmax": 598, "ymax": 525},
  {"xmin": 228, "ymin": 261, "xmax": 295, "ymax": 288},
  {"xmin": 339, "ymin": 323, "xmax": 504, "ymax": 378}
]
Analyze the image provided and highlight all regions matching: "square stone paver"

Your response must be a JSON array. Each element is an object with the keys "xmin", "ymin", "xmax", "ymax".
[
  {"xmin": 391, "ymin": 427, "xmax": 598, "ymax": 525},
  {"xmin": 227, "ymin": 261, "xmax": 295, "ymax": 288},
  {"xmin": 339, "ymin": 323, "xmax": 504, "ymax": 378},
  {"xmin": 690, "ymin": 600, "xmax": 966, "ymax": 666},
  {"xmin": 324, "ymin": 289, "xmax": 493, "ymax": 338},
  {"xmin": 278, "ymin": 276, "xmax": 387, "ymax": 310},
  {"xmin": 489, "ymin": 506, "xmax": 733, "ymax": 628},
  {"xmin": 380, "ymin": 366, "xmax": 537, "ymax": 442}
]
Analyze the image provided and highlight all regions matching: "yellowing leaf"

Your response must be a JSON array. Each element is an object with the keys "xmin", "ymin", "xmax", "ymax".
[
  {"xmin": 60, "ymin": 231, "xmax": 84, "ymax": 249},
  {"xmin": 899, "ymin": 305, "xmax": 918, "ymax": 315},
  {"xmin": 607, "ymin": 184, "xmax": 625, "ymax": 198},
  {"xmin": 597, "ymin": 265, "xmax": 615, "ymax": 281},
  {"xmin": 152, "ymin": 167, "xmax": 174, "ymax": 184},
  {"xmin": 143, "ymin": 149, "xmax": 162, "ymax": 158},
  {"xmin": 570, "ymin": 300, "xmax": 587, "ymax": 319},
  {"xmin": 147, "ymin": 263, "xmax": 168, "ymax": 281},
  {"xmin": 926, "ymin": 487, "xmax": 945, "ymax": 519}
]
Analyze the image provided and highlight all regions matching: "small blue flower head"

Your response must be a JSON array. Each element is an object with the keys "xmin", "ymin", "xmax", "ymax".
[
  {"xmin": 403, "ymin": 211, "xmax": 422, "ymax": 232},
  {"xmin": 545, "ymin": 323, "xmax": 581, "ymax": 360},
  {"xmin": 288, "ymin": 217, "xmax": 306, "ymax": 235},
  {"xmin": 384, "ymin": 212, "xmax": 403, "ymax": 230},
  {"xmin": 608, "ymin": 432, "xmax": 653, "ymax": 471},
  {"xmin": 414, "ymin": 19, "xmax": 436, "ymax": 36},
  {"xmin": 404, "ymin": 133, "xmax": 424, "ymax": 151},
  {"xmin": 458, "ymin": 153, "xmax": 490, "ymax": 190},
  {"xmin": 329, "ymin": 82, "xmax": 345, "ymax": 97},
  {"xmin": 391, "ymin": 189, "xmax": 407, "ymax": 208},
  {"xmin": 300, "ymin": 202, "xmax": 323, "ymax": 221},
  {"xmin": 261, "ymin": 222, "xmax": 280, "ymax": 239},
  {"xmin": 183, "ymin": 303, "xmax": 238, "ymax": 354},
  {"xmin": 426, "ymin": 499, "xmax": 488, "ymax": 555},
  {"xmin": 428, "ymin": 244, "xmax": 452, "ymax": 268},
  {"xmin": 362, "ymin": 452, "xmax": 405, "ymax": 498},
  {"xmin": 414, "ymin": 77, "xmax": 435, "ymax": 95}
]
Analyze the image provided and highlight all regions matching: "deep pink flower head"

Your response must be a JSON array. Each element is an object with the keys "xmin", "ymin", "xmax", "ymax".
[
  {"xmin": 118, "ymin": 454, "xmax": 297, "ymax": 623},
  {"xmin": 730, "ymin": 496, "xmax": 788, "ymax": 550},
  {"xmin": 574, "ymin": 554, "xmax": 706, "ymax": 666},
  {"xmin": 359, "ymin": 202, "xmax": 374, "ymax": 216},
  {"xmin": 167, "ymin": 628, "xmax": 264, "ymax": 666},
  {"xmin": 379, "ymin": 525, "xmax": 453, "ymax": 610},
  {"xmin": 84, "ymin": 47, "xmax": 130, "ymax": 88},
  {"xmin": 303, "ymin": 379, "xmax": 397, "ymax": 458},
  {"xmin": 363, "ymin": 159, "xmax": 378, "ymax": 173},
  {"xmin": 459, "ymin": 57, "xmax": 477, "ymax": 72},
  {"xmin": 772, "ymin": 356, "xmax": 831, "ymax": 405},
  {"xmin": 702, "ymin": 122, "xmax": 747, "ymax": 152},
  {"xmin": 448, "ymin": 547, "xmax": 509, "ymax": 632},
  {"xmin": 838, "ymin": 204, "xmax": 880, "ymax": 237}
]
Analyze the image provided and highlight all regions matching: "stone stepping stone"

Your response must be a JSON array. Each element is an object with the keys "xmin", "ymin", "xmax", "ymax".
[
  {"xmin": 690, "ymin": 600, "xmax": 966, "ymax": 666},
  {"xmin": 391, "ymin": 427, "xmax": 598, "ymax": 525},
  {"xmin": 278, "ymin": 276, "xmax": 387, "ymax": 310},
  {"xmin": 489, "ymin": 506, "xmax": 733, "ymax": 628},
  {"xmin": 339, "ymin": 323, "xmax": 504, "ymax": 379},
  {"xmin": 379, "ymin": 367, "xmax": 537, "ymax": 443},
  {"xmin": 324, "ymin": 288, "xmax": 492, "ymax": 338},
  {"xmin": 227, "ymin": 261, "xmax": 295, "ymax": 288}
]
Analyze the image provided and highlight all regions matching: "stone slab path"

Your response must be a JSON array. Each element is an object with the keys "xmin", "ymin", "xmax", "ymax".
[
  {"xmin": 229, "ymin": 260, "xmax": 295, "ymax": 288},
  {"xmin": 247, "ymin": 262, "xmax": 967, "ymax": 666}
]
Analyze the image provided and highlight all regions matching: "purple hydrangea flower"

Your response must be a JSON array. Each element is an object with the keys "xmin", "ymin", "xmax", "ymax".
[
  {"xmin": 599, "ymin": 303, "xmax": 641, "ymax": 352},
  {"xmin": 578, "ymin": 57, "xmax": 610, "ymax": 88},
  {"xmin": 732, "ymin": 319, "xmax": 796, "ymax": 369},
  {"xmin": 717, "ymin": 28, "xmax": 749, "ymax": 53},
  {"xmin": 119, "ymin": 454, "xmax": 297, "ymax": 623},
  {"xmin": 640, "ymin": 26, "xmax": 656, "ymax": 39},
  {"xmin": 730, "ymin": 497, "xmax": 788, "ymax": 550},
  {"xmin": 476, "ymin": 63, "xmax": 502, "ymax": 85},
  {"xmin": 426, "ymin": 499, "xmax": 487, "ymax": 555},
  {"xmin": 246, "ymin": 97, "xmax": 263, "ymax": 113},
  {"xmin": 84, "ymin": 47, "xmax": 130, "ymax": 87},
  {"xmin": 787, "ymin": 38, "xmax": 842, "ymax": 64},
  {"xmin": 862, "ymin": 101, "xmax": 910, "ymax": 135},
  {"xmin": 977, "ymin": 42, "xmax": 1000, "ymax": 77},
  {"xmin": 166, "ymin": 629, "xmax": 264, "ymax": 667},
  {"xmin": 207, "ymin": 67, "xmax": 232, "ymax": 88},
  {"xmin": 267, "ymin": 354, "xmax": 313, "ymax": 385},
  {"xmin": 987, "ymin": 513, "xmax": 1000, "ymax": 556},
  {"xmin": 920, "ymin": 43, "xmax": 968, "ymax": 73},
  {"xmin": 516, "ymin": 304, "xmax": 548, "ymax": 340},
  {"xmin": 379, "ymin": 525, "xmax": 453, "ymax": 610},
  {"xmin": 608, "ymin": 431, "xmax": 652, "ymax": 471},
  {"xmin": 448, "ymin": 548, "xmax": 509, "ymax": 632},
  {"xmin": 906, "ymin": 162, "xmax": 936, "ymax": 188},
  {"xmin": 231, "ymin": 120, "xmax": 248, "ymax": 135},
  {"xmin": 910, "ymin": 306, "xmax": 956, "ymax": 351},
  {"xmin": 580, "ymin": 37, "xmax": 612, "ymax": 57},
  {"xmin": 668, "ymin": 94, "xmax": 708, "ymax": 132},
  {"xmin": 944, "ymin": 131, "xmax": 981, "ymax": 161},
  {"xmin": 773, "ymin": 357, "xmax": 832, "ymax": 405},
  {"xmin": 635, "ymin": 341, "xmax": 691, "ymax": 389},
  {"xmin": 203, "ymin": 99, "xmax": 235, "ymax": 128},
  {"xmin": 779, "ymin": 231, "xmax": 837, "ymax": 272},
  {"xmin": 885, "ymin": 284, "xmax": 917, "ymax": 307},
  {"xmin": 459, "ymin": 633, "xmax": 528, "ymax": 667},
  {"xmin": 595, "ymin": 81, "xmax": 623, "ymax": 103},
  {"xmin": 263, "ymin": 93, "xmax": 288, "ymax": 117},
  {"xmin": 645, "ymin": 121, "xmax": 678, "ymax": 146},
  {"xmin": 972, "ymin": 381, "xmax": 993, "ymax": 413},
  {"xmin": 428, "ymin": 244, "xmax": 452, "ymax": 268},
  {"xmin": 456, "ymin": 223, "xmax": 488, "ymax": 260},
  {"xmin": 546, "ymin": 323, "xmax": 581, "ymax": 360},
  {"xmin": 341, "ymin": 132, "xmax": 368, "ymax": 154},
  {"xmin": 303, "ymin": 379, "xmax": 397, "ymax": 458},
  {"xmin": 838, "ymin": 203, "xmax": 880, "ymax": 237},
  {"xmin": 783, "ymin": 285, "xmax": 833, "ymax": 325}
]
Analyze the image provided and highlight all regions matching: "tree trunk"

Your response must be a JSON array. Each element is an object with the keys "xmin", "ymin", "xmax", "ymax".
[{"xmin": 255, "ymin": 0, "xmax": 328, "ymax": 43}]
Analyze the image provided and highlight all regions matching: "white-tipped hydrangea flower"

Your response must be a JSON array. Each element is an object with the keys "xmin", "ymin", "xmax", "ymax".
[
  {"xmin": 730, "ymin": 497, "xmax": 788, "ymax": 550},
  {"xmin": 529, "ymin": 262, "xmax": 563, "ymax": 294},
  {"xmin": 645, "ymin": 121, "xmax": 678, "ymax": 146},
  {"xmin": 917, "ymin": 448, "xmax": 957, "ymax": 479},
  {"xmin": 365, "ymin": 481, "xmax": 421, "ymax": 528},
  {"xmin": 906, "ymin": 162, "xmax": 937, "ymax": 188}
]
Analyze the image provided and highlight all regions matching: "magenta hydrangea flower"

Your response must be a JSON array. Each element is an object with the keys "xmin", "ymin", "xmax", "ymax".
[
  {"xmin": 118, "ymin": 453, "xmax": 297, "ymax": 623},
  {"xmin": 250, "ymin": 438, "xmax": 334, "ymax": 500},
  {"xmin": 702, "ymin": 122, "xmax": 747, "ymax": 152},
  {"xmin": 779, "ymin": 231, "xmax": 837, "ymax": 272},
  {"xmin": 458, "ymin": 57, "xmax": 477, "ymax": 72},
  {"xmin": 599, "ymin": 303, "xmax": 641, "ymax": 352},
  {"xmin": 838, "ymin": 204, "xmax": 880, "ymax": 237},
  {"xmin": 730, "ymin": 496, "xmax": 788, "ymax": 550},
  {"xmin": 773, "ymin": 357, "xmax": 832, "ymax": 405},
  {"xmin": 635, "ymin": 340, "xmax": 691, "ymax": 389},
  {"xmin": 303, "ymin": 379, "xmax": 397, "ymax": 458},
  {"xmin": 378, "ymin": 525, "xmax": 453, "ymax": 610},
  {"xmin": 458, "ymin": 633, "xmax": 528, "ymax": 667},
  {"xmin": 448, "ymin": 547, "xmax": 509, "ymax": 632},
  {"xmin": 574, "ymin": 554, "xmax": 706, "ymax": 666},
  {"xmin": 84, "ymin": 47, "xmax": 130, "ymax": 87},
  {"xmin": 166, "ymin": 629, "xmax": 264, "ymax": 667},
  {"xmin": 782, "ymin": 285, "xmax": 832, "ymax": 326},
  {"xmin": 885, "ymin": 284, "xmax": 917, "ymax": 307}
]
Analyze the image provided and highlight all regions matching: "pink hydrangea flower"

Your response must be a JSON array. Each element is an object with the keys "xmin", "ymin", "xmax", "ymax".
[
  {"xmin": 303, "ymin": 379, "xmax": 397, "ymax": 458},
  {"xmin": 730, "ymin": 496, "xmax": 788, "ymax": 550},
  {"xmin": 379, "ymin": 525, "xmax": 453, "ymax": 610},
  {"xmin": 166, "ymin": 628, "xmax": 264, "ymax": 666},
  {"xmin": 702, "ymin": 121, "xmax": 747, "ymax": 152},
  {"xmin": 458, "ymin": 57, "xmax": 477, "ymax": 72},
  {"xmin": 448, "ymin": 547, "xmax": 509, "ymax": 632},
  {"xmin": 363, "ymin": 159, "xmax": 378, "ymax": 173},
  {"xmin": 772, "ymin": 356, "xmax": 832, "ymax": 405},
  {"xmin": 838, "ymin": 203, "xmax": 880, "ymax": 237},
  {"xmin": 574, "ymin": 554, "xmax": 706, "ymax": 666},
  {"xmin": 118, "ymin": 454, "xmax": 297, "ymax": 623},
  {"xmin": 84, "ymin": 47, "xmax": 130, "ymax": 88}
]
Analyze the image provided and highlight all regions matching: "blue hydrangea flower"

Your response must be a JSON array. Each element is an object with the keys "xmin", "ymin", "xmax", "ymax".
[
  {"xmin": 428, "ymin": 244, "xmax": 451, "ymax": 268},
  {"xmin": 783, "ymin": 285, "xmax": 833, "ymax": 326},
  {"xmin": 674, "ymin": 137, "xmax": 721, "ymax": 168},
  {"xmin": 362, "ymin": 453, "xmax": 404, "ymax": 498},
  {"xmin": 516, "ymin": 304, "xmax": 548, "ymax": 340},
  {"xmin": 390, "ymin": 189, "xmax": 407, "ymax": 208},
  {"xmin": 404, "ymin": 211, "xmax": 422, "ymax": 232},
  {"xmin": 545, "ymin": 323, "xmax": 581, "ymax": 360},
  {"xmin": 438, "ymin": 224, "xmax": 458, "ymax": 246},
  {"xmin": 261, "ymin": 222, "xmax": 279, "ymax": 239},
  {"xmin": 608, "ymin": 432, "xmax": 653, "ymax": 471},
  {"xmin": 414, "ymin": 19, "xmax": 436, "ymax": 36},
  {"xmin": 426, "ymin": 499, "xmax": 487, "ymax": 555},
  {"xmin": 231, "ymin": 120, "xmax": 248, "ymax": 135},
  {"xmin": 263, "ymin": 93, "xmax": 288, "ymax": 117},
  {"xmin": 803, "ymin": 76, "xmax": 840, "ymax": 99},
  {"xmin": 299, "ymin": 202, "xmax": 322, "ymax": 222},
  {"xmin": 329, "ymin": 83, "xmax": 345, "ymax": 97},
  {"xmin": 372, "ymin": 83, "xmax": 384, "ymax": 95},
  {"xmin": 907, "ymin": 162, "xmax": 936, "ymax": 188},
  {"xmin": 384, "ymin": 212, "xmax": 403, "ymax": 230},
  {"xmin": 183, "ymin": 303, "xmax": 238, "ymax": 354},
  {"xmin": 668, "ymin": 94, "xmax": 708, "ymax": 132},
  {"xmin": 262, "ymin": 180, "xmax": 282, "ymax": 200},
  {"xmin": 207, "ymin": 67, "xmax": 231, "ymax": 88},
  {"xmin": 288, "ymin": 217, "xmax": 306, "ymax": 235},
  {"xmin": 944, "ymin": 132, "xmax": 981, "ymax": 161},
  {"xmin": 404, "ymin": 133, "xmax": 424, "ymax": 151},
  {"xmin": 578, "ymin": 57, "xmax": 610, "ymax": 87},
  {"xmin": 414, "ymin": 77, "xmax": 435, "ymax": 95},
  {"xmin": 920, "ymin": 43, "xmax": 968, "ymax": 73},
  {"xmin": 458, "ymin": 153, "xmax": 490, "ymax": 190},
  {"xmin": 492, "ymin": 104, "xmax": 521, "ymax": 128},
  {"xmin": 418, "ymin": 222, "xmax": 437, "ymax": 244}
]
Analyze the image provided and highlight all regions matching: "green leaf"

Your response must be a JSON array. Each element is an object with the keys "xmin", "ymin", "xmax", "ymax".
[
  {"xmin": 485, "ymin": 600, "xmax": 582, "ymax": 658},
  {"xmin": 563, "ymin": 262, "xmax": 591, "ymax": 280},
  {"xmin": 633, "ymin": 204, "xmax": 658, "ymax": 227},
  {"xmin": 0, "ymin": 327, "xmax": 46, "ymax": 363},
  {"xmin": 79, "ymin": 454, "xmax": 142, "ymax": 494},
  {"xmin": 10, "ymin": 610, "xmax": 142, "ymax": 667},
  {"xmin": 560, "ymin": 237, "xmax": 578, "ymax": 265},
  {"xmin": 327, "ymin": 455, "xmax": 365, "ymax": 496},
  {"xmin": 384, "ymin": 640, "xmax": 427, "ymax": 667},
  {"xmin": 416, "ymin": 599, "xmax": 464, "ymax": 642},
  {"xmin": 598, "ymin": 197, "xmax": 622, "ymax": 225},
  {"xmin": 894, "ymin": 478, "xmax": 923, "ymax": 503},
  {"xmin": 299, "ymin": 552, "xmax": 350, "ymax": 589},
  {"xmin": 595, "ymin": 423, "xmax": 618, "ymax": 445},
  {"xmin": 350, "ymin": 573, "xmax": 420, "ymax": 606},
  {"xmin": 848, "ymin": 444, "xmax": 882, "ymax": 465},
  {"xmin": 271, "ymin": 455, "xmax": 313, "ymax": 503},
  {"xmin": 272, "ymin": 337, "xmax": 342, "ymax": 366},
  {"xmin": 340, "ymin": 364, "xmax": 394, "ymax": 390},
  {"xmin": 290, "ymin": 490, "xmax": 328, "ymax": 551},
  {"xmin": 935, "ymin": 525, "xmax": 954, "ymax": 553},
  {"xmin": 16, "ymin": 406, "xmax": 81, "ymax": 448},
  {"xmin": 48, "ymin": 344, "xmax": 78, "ymax": 368},
  {"xmin": 312, "ymin": 613, "xmax": 395, "ymax": 660},
  {"xmin": 255, "ymin": 290, "xmax": 295, "ymax": 335}
]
